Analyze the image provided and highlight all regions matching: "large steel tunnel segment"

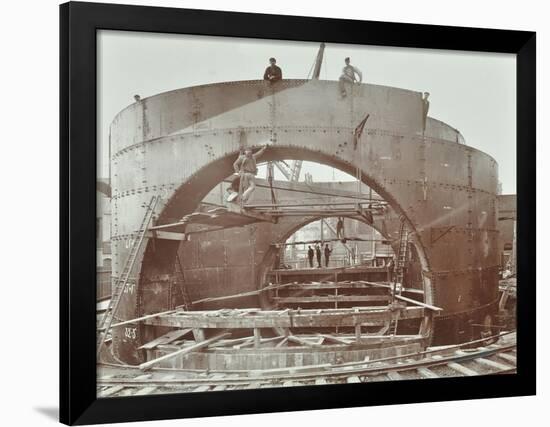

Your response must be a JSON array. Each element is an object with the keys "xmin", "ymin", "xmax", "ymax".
[
  {"xmin": 135, "ymin": 149, "xmax": 432, "ymax": 360},
  {"xmin": 109, "ymin": 79, "xmax": 499, "ymax": 364}
]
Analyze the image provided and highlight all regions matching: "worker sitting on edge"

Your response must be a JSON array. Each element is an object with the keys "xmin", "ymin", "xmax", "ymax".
[
  {"xmin": 338, "ymin": 57, "xmax": 362, "ymax": 97},
  {"xmin": 232, "ymin": 145, "xmax": 268, "ymax": 203},
  {"xmin": 264, "ymin": 57, "xmax": 282, "ymax": 83}
]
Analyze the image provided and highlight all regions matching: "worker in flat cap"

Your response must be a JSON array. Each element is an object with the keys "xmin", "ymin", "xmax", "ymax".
[{"xmin": 263, "ymin": 57, "xmax": 283, "ymax": 83}]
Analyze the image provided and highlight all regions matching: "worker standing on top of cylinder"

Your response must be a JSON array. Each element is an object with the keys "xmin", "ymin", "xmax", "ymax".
[
  {"xmin": 233, "ymin": 145, "xmax": 268, "ymax": 203},
  {"xmin": 339, "ymin": 57, "xmax": 362, "ymax": 97},
  {"xmin": 264, "ymin": 57, "xmax": 282, "ymax": 83},
  {"xmin": 422, "ymin": 92, "xmax": 430, "ymax": 133}
]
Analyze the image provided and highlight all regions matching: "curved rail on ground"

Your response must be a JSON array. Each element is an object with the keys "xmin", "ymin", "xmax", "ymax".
[{"xmin": 97, "ymin": 332, "xmax": 516, "ymax": 397}]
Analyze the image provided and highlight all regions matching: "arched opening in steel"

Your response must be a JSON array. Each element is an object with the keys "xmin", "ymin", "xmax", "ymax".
[
  {"xmin": 117, "ymin": 148, "xmax": 438, "ymax": 364},
  {"xmin": 141, "ymin": 146, "xmax": 434, "ymax": 309}
]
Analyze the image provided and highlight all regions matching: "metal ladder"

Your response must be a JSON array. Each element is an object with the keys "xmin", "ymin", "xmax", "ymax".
[
  {"xmin": 174, "ymin": 252, "xmax": 192, "ymax": 310},
  {"xmin": 393, "ymin": 219, "xmax": 410, "ymax": 296},
  {"xmin": 388, "ymin": 313, "xmax": 400, "ymax": 336},
  {"xmin": 96, "ymin": 195, "xmax": 159, "ymax": 357}
]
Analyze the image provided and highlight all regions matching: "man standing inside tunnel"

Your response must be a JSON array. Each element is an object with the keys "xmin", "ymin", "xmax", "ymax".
[
  {"xmin": 324, "ymin": 243, "xmax": 332, "ymax": 268},
  {"xmin": 315, "ymin": 244, "xmax": 322, "ymax": 268},
  {"xmin": 233, "ymin": 145, "xmax": 268, "ymax": 203},
  {"xmin": 307, "ymin": 245, "xmax": 314, "ymax": 268},
  {"xmin": 387, "ymin": 256, "xmax": 395, "ymax": 283},
  {"xmin": 336, "ymin": 217, "xmax": 345, "ymax": 240}
]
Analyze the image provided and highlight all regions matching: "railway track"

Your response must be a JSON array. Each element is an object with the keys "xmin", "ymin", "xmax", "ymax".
[{"xmin": 97, "ymin": 332, "xmax": 516, "ymax": 397}]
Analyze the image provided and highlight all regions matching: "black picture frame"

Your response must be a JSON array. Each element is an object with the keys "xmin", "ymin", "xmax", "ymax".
[{"xmin": 60, "ymin": 1, "xmax": 536, "ymax": 425}]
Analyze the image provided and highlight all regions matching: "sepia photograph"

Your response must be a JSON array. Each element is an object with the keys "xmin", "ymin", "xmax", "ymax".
[{"xmin": 95, "ymin": 30, "xmax": 517, "ymax": 397}]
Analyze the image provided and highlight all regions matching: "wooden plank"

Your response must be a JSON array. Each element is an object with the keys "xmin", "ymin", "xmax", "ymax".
[
  {"xmin": 315, "ymin": 378, "xmax": 328, "ymax": 385},
  {"xmin": 272, "ymin": 295, "xmax": 389, "ymax": 303},
  {"xmin": 447, "ymin": 362, "xmax": 479, "ymax": 376},
  {"xmin": 193, "ymin": 385, "xmax": 212, "ymax": 392},
  {"xmin": 100, "ymin": 374, "xmax": 151, "ymax": 397},
  {"xmin": 346, "ymin": 376, "xmax": 361, "ymax": 383},
  {"xmin": 138, "ymin": 329, "xmax": 192, "ymax": 350},
  {"xmin": 139, "ymin": 333, "xmax": 230, "ymax": 371},
  {"xmin": 100, "ymin": 386, "xmax": 125, "ymax": 397},
  {"xmin": 133, "ymin": 385, "xmax": 158, "ymax": 395},
  {"xmin": 254, "ymin": 328, "xmax": 262, "ymax": 348},
  {"xmin": 402, "ymin": 288, "xmax": 425, "ymax": 295},
  {"xmin": 144, "ymin": 307, "xmax": 424, "ymax": 329},
  {"xmin": 386, "ymin": 371, "xmax": 403, "ymax": 381},
  {"xmin": 394, "ymin": 294, "xmax": 443, "ymax": 311},
  {"xmin": 143, "ymin": 311, "xmax": 401, "ymax": 329},
  {"xmin": 474, "ymin": 357, "xmax": 513, "ymax": 371},
  {"xmin": 208, "ymin": 374, "xmax": 228, "ymax": 391},
  {"xmin": 192, "ymin": 328, "xmax": 206, "ymax": 342},
  {"xmin": 244, "ymin": 382, "xmax": 262, "ymax": 389},
  {"xmin": 417, "ymin": 367, "xmax": 439, "ymax": 379},
  {"xmin": 149, "ymin": 221, "xmax": 187, "ymax": 231},
  {"xmin": 133, "ymin": 374, "xmax": 175, "ymax": 396},
  {"xmin": 226, "ymin": 203, "xmax": 276, "ymax": 222},
  {"xmin": 233, "ymin": 338, "xmax": 255, "ymax": 349},
  {"xmin": 287, "ymin": 335, "xmax": 323, "ymax": 348},
  {"xmin": 270, "ymin": 267, "xmax": 386, "ymax": 276},
  {"xmin": 275, "ymin": 337, "xmax": 289, "ymax": 348},
  {"xmin": 173, "ymin": 307, "xmax": 392, "ymax": 315},
  {"xmin": 318, "ymin": 334, "xmax": 352, "ymax": 345},
  {"xmin": 107, "ymin": 309, "xmax": 177, "ymax": 330},
  {"xmin": 209, "ymin": 336, "xmax": 255, "ymax": 348},
  {"xmin": 284, "ymin": 283, "xmax": 389, "ymax": 290},
  {"xmin": 146, "ymin": 230, "xmax": 187, "ymax": 241},
  {"xmin": 497, "ymin": 352, "xmax": 517, "ymax": 364},
  {"xmin": 232, "ymin": 336, "xmax": 288, "ymax": 350}
]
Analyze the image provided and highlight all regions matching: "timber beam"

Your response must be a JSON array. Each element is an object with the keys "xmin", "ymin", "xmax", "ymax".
[{"xmin": 143, "ymin": 306, "xmax": 425, "ymax": 329}]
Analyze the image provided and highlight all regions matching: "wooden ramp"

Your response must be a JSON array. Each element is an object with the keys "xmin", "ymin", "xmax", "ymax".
[{"xmin": 148, "ymin": 206, "xmax": 275, "ymax": 239}]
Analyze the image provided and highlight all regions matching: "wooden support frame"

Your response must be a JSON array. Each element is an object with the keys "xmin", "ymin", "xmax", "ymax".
[
  {"xmin": 287, "ymin": 335, "xmax": 323, "ymax": 348},
  {"xmin": 139, "ymin": 332, "xmax": 230, "ymax": 371},
  {"xmin": 144, "ymin": 306, "xmax": 425, "ymax": 329},
  {"xmin": 137, "ymin": 328, "xmax": 193, "ymax": 350}
]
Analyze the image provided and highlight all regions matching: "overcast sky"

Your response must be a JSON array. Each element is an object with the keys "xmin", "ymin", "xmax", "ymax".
[{"xmin": 98, "ymin": 30, "xmax": 516, "ymax": 193}]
